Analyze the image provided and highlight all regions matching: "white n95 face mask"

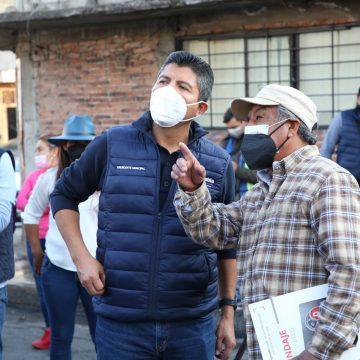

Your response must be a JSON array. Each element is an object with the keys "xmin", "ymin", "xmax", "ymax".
[
  {"xmin": 228, "ymin": 127, "xmax": 243, "ymax": 138},
  {"xmin": 244, "ymin": 119, "xmax": 287, "ymax": 135},
  {"xmin": 150, "ymin": 85, "xmax": 204, "ymax": 127}
]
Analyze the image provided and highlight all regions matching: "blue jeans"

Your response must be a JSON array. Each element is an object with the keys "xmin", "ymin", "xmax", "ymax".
[
  {"xmin": 41, "ymin": 255, "xmax": 97, "ymax": 360},
  {"xmin": 96, "ymin": 312, "xmax": 217, "ymax": 360},
  {"xmin": 0, "ymin": 286, "xmax": 8, "ymax": 360},
  {"xmin": 26, "ymin": 239, "xmax": 50, "ymax": 327}
]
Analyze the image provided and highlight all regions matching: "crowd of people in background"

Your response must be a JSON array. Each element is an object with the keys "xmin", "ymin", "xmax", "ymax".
[
  {"xmin": 0, "ymin": 51, "xmax": 359, "ymax": 360},
  {"xmin": 320, "ymin": 87, "xmax": 360, "ymax": 185}
]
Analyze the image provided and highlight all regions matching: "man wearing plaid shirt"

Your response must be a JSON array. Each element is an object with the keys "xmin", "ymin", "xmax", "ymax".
[{"xmin": 171, "ymin": 84, "xmax": 360, "ymax": 360}]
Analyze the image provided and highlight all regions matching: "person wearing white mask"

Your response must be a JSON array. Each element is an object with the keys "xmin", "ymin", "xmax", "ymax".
[
  {"xmin": 16, "ymin": 132, "xmax": 59, "ymax": 350},
  {"xmin": 50, "ymin": 51, "xmax": 237, "ymax": 360},
  {"xmin": 221, "ymin": 107, "xmax": 257, "ymax": 201}
]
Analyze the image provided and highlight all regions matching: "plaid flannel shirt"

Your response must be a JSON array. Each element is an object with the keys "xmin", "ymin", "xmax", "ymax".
[{"xmin": 174, "ymin": 145, "xmax": 360, "ymax": 360}]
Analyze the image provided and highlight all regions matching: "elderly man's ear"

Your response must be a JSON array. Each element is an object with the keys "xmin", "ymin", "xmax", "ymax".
[{"xmin": 287, "ymin": 120, "xmax": 301, "ymax": 138}]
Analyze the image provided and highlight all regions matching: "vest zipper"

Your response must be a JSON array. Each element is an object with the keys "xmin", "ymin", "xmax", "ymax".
[
  {"xmin": 149, "ymin": 211, "xmax": 162, "ymax": 316},
  {"xmin": 143, "ymin": 128, "xmax": 201, "ymax": 316}
]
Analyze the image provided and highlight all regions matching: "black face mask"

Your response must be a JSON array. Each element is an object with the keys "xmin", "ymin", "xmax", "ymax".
[
  {"xmin": 240, "ymin": 122, "xmax": 289, "ymax": 170},
  {"xmin": 67, "ymin": 144, "xmax": 87, "ymax": 162}
]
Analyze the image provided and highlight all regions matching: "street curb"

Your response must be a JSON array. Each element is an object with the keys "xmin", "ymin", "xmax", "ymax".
[
  {"xmin": 6, "ymin": 275, "xmax": 89, "ymax": 322},
  {"xmin": 7, "ymin": 279, "xmax": 38, "ymax": 308}
]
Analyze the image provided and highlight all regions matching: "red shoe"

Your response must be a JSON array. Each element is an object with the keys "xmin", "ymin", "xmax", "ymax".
[{"xmin": 32, "ymin": 327, "xmax": 51, "ymax": 350}]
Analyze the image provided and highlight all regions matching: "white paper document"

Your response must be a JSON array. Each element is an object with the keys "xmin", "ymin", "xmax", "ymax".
[{"xmin": 248, "ymin": 284, "xmax": 360, "ymax": 360}]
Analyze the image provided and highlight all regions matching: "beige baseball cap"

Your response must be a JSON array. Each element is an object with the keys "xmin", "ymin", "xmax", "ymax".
[{"xmin": 231, "ymin": 84, "xmax": 318, "ymax": 131}]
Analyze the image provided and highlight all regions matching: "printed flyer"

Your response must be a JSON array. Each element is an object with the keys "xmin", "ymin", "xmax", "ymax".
[{"xmin": 248, "ymin": 284, "xmax": 360, "ymax": 360}]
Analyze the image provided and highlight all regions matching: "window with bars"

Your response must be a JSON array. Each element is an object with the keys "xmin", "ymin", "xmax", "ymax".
[{"xmin": 182, "ymin": 26, "xmax": 360, "ymax": 128}]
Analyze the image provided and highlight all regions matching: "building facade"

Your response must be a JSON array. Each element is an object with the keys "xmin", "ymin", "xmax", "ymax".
[{"xmin": 0, "ymin": 0, "xmax": 359, "ymax": 172}]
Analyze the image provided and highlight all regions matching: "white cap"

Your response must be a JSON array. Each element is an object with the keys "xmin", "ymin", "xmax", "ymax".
[{"xmin": 231, "ymin": 84, "xmax": 318, "ymax": 131}]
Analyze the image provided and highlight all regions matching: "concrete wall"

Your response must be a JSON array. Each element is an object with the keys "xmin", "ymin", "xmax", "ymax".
[
  {"xmin": 177, "ymin": 1, "xmax": 360, "ymax": 37},
  {"xmin": 3, "ymin": 0, "xmax": 230, "ymax": 14},
  {"xmin": 18, "ymin": 0, "xmax": 96, "ymax": 12}
]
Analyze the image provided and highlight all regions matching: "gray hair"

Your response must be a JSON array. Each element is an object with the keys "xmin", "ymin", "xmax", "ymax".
[
  {"xmin": 277, "ymin": 105, "xmax": 317, "ymax": 145},
  {"xmin": 157, "ymin": 51, "xmax": 214, "ymax": 102}
]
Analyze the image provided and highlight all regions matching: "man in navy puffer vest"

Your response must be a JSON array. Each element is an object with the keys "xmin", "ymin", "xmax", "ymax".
[
  {"xmin": 321, "ymin": 87, "xmax": 360, "ymax": 185},
  {"xmin": 50, "ymin": 51, "xmax": 237, "ymax": 360}
]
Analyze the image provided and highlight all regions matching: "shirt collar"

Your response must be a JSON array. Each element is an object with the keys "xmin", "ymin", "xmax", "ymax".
[
  {"xmin": 273, "ymin": 145, "xmax": 320, "ymax": 175},
  {"xmin": 258, "ymin": 145, "xmax": 320, "ymax": 185},
  {"xmin": 257, "ymin": 169, "xmax": 272, "ymax": 186}
]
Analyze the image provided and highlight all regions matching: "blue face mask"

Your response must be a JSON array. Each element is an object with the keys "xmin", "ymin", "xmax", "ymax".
[{"xmin": 240, "ymin": 120, "xmax": 289, "ymax": 170}]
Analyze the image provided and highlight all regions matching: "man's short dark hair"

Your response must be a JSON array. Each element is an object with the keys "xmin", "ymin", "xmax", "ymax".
[
  {"xmin": 223, "ymin": 108, "xmax": 234, "ymax": 124},
  {"xmin": 158, "ymin": 51, "xmax": 214, "ymax": 102}
]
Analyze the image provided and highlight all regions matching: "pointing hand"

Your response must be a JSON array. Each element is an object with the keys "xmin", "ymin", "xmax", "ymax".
[{"xmin": 171, "ymin": 142, "xmax": 206, "ymax": 192}]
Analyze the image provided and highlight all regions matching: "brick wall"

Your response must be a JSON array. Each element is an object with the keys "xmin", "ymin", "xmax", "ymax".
[{"xmin": 29, "ymin": 21, "xmax": 174, "ymax": 136}]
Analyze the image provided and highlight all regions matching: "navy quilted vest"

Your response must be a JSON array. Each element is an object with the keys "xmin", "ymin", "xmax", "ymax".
[
  {"xmin": 93, "ymin": 113, "xmax": 231, "ymax": 322},
  {"xmin": 0, "ymin": 149, "xmax": 15, "ymax": 283},
  {"xmin": 337, "ymin": 109, "xmax": 360, "ymax": 181},
  {"xmin": 0, "ymin": 221, "xmax": 14, "ymax": 283}
]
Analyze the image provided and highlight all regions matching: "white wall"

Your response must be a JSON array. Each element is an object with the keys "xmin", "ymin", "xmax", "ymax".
[
  {"xmin": 0, "ymin": 51, "xmax": 16, "ymax": 83},
  {"xmin": 0, "ymin": 0, "xmax": 17, "ymax": 13}
]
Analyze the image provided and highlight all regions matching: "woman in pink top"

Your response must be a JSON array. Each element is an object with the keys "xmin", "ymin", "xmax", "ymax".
[{"xmin": 16, "ymin": 133, "xmax": 58, "ymax": 350}]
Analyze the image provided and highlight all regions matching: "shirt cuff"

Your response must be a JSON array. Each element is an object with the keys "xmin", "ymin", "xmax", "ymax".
[
  {"xmin": 216, "ymin": 248, "xmax": 237, "ymax": 259},
  {"xmin": 176, "ymin": 182, "xmax": 209, "ymax": 204},
  {"xmin": 50, "ymin": 195, "xmax": 79, "ymax": 217},
  {"xmin": 308, "ymin": 329, "xmax": 357, "ymax": 360}
]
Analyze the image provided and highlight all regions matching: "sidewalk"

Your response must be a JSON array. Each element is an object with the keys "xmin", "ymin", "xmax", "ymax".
[
  {"xmin": 7, "ymin": 225, "xmax": 90, "ymax": 315},
  {"xmin": 3, "ymin": 305, "xmax": 96, "ymax": 360},
  {"xmin": 7, "ymin": 225, "xmax": 38, "ymax": 307},
  {"xmin": 3, "ymin": 225, "xmax": 96, "ymax": 359}
]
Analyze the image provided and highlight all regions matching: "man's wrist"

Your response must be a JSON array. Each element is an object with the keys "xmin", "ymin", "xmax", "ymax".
[
  {"xmin": 72, "ymin": 246, "xmax": 92, "ymax": 266},
  {"xmin": 219, "ymin": 298, "xmax": 237, "ymax": 311},
  {"xmin": 179, "ymin": 182, "xmax": 203, "ymax": 193},
  {"xmin": 220, "ymin": 304, "xmax": 236, "ymax": 319}
]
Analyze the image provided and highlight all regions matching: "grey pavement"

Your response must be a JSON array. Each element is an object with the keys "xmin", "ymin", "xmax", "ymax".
[
  {"xmin": 3, "ymin": 304, "xmax": 246, "ymax": 360},
  {"xmin": 3, "ymin": 305, "xmax": 96, "ymax": 360},
  {"xmin": 3, "ymin": 225, "xmax": 247, "ymax": 360},
  {"xmin": 3, "ymin": 225, "xmax": 96, "ymax": 360}
]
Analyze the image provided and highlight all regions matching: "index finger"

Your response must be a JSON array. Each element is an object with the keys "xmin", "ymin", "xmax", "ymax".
[{"xmin": 179, "ymin": 142, "xmax": 196, "ymax": 163}]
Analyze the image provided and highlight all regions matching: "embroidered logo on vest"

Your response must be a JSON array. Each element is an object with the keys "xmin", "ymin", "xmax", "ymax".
[
  {"xmin": 117, "ymin": 165, "xmax": 146, "ymax": 171},
  {"xmin": 205, "ymin": 177, "xmax": 215, "ymax": 187}
]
